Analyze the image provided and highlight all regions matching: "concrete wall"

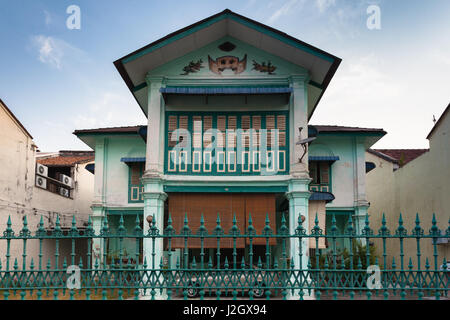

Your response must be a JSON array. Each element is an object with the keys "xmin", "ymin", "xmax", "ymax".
[
  {"xmin": 309, "ymin": 135, "xmax": 369, "ymax": 210},
  {"xmin": 92, "ymin": 135, "xmax": 146, "ymax": 209},
  {"xmin": 0, "ymin": 103, "xmax": 94, "ymax": 266},
  {"xmin": 366, "ymin": 113, "xmax": 450, "ymax": 266}
]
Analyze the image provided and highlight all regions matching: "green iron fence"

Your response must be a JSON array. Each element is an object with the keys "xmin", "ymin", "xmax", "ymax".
[{"xmin": 0, "ymin": 213, "xmax": 448, "ymax": 300}]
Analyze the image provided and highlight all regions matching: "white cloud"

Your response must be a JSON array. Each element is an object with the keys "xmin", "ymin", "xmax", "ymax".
[
  {"xmin": 268, "ymin": 0, "xmax": 304, "ymax": 24},
  {"xmin": 31, "ymin": 35, "xmax": 87, "ymax": 70},
  {"xmin": 32, "ymin": 35, "xmax": 63, "ymax": 69},
  {"xmin": 315, "ymin": 0, "xmax": 336, "ymax": 13}
]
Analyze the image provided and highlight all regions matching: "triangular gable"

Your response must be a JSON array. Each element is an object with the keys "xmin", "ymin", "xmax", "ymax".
[{"xmin": 114, "ymin": 9, "xmax": 341, "ymax": 117}]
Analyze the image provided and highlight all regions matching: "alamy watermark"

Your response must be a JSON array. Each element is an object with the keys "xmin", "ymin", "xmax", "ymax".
[
  {"xmin": 366, "ymin": 265, "xmax": 383, "ymax": 289},
  {"xmin": 367, "ymin": 4, "xmax": 381, "ymax": 30},
  {"xmin": 66, "ymin": 5, "xmax": 81, "ymax": 30}
]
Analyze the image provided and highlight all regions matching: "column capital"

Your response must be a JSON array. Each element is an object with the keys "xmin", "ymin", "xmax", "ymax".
[
  {"xmin": 145, "ymin": 75, "xmax": 165, "ymax": 86},
  {"xmin": 143, "ymin": 191, "xmax": 167, "ymax": 202},
  {"xmin": 288, "ymin": 74, "xmax": 310, "ymax": 86}
]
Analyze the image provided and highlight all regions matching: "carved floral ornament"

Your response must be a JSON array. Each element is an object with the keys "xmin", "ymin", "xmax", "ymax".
[{"xmin": 180, "ymin": 54, "xmax": 277, "ymax": 75}]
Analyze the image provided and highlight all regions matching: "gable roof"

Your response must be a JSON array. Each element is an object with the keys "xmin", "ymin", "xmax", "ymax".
[
  {"xmin": 372, "ymin": 149, "xmax": 429, "ymax": 166},
  {"xmin": 0, "ymin": 98, "xmax": 33, "ymax": 139},
  {"xmin": 113, "ymin": 9, "xmax": 341, "ymax": 118},
  {"xmin": 426, "ymin": 102, "xmax": 449, "ymax": 139}
]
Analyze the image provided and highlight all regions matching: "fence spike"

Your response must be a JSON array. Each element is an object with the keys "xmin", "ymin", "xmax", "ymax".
[
  {"xmin": 247, "ymin": 213, "xmax": 255, "ymax": 235},
  {"xmin": 241, "ymin": 257, "xmax": 245, "ymax": 269},
  {"xmin": 331, "ymin": 214, "xmax": 337, "ymax": 234},
  {"xmin": 63, "ymin": 257, "xmax": 67, "ymax": 269},
  {"xmin": 429, "ymin": 213, "xmax": 440, "ymax": 236},
  {"xmin": 224, "ymin": 257, "xmax": 229, "ymax": 269},
  {"xmin": 30, "ymin": 258, "xmax": 34, "ymax": 270},
  {"xmin": 208, "ymin": 256, "xmax": 213, "ymax": 269},
  {"xmin": 408, "ymin": 258, "xmax": 413, "ymax": 269},
  {"xmin": 392, "ymin": 257, "xmax": 396, "ymax": 269},
  {"xmin": 79, "ymin": 256, "xmax": 83, "ymax": 268},
  {"xmin": 192, "ymin": 257, "xmax": 197, "ymax": 269},
  {"xmin": 118, "ymin": 214, "xmax": 125, "ymax": 233}
]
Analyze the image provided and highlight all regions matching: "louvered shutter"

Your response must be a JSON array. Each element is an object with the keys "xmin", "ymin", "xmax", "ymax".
[
  {"xmin": 252, "ymin": 115, "xmax": 261, "ymax": 147},
  {"xmin": 217, "ymin": 115, "xmax": 226, "ymax": 148},
  {"xmin": 277, "ymin": 115, "xmax": 286, "ymax": 147},
  {"xmin": 266, "ymin": 115, "xmax": 275, "ymax": 147},
  {"xmin": 167, "ymin": 115, "xmax": 178, "ymax": 147},
  {"xmin": 320, "ymin": 162, "xmax": 330, "ymax": 184},
  {"xmin": 203, "ymin": 116, "xmax": 212, "ymax": 148},
  {"xmin": 241, "ymin": 115, "xmax": 250, "ymax": 148},
  {"xmin": 193, "ymin": 116, "xmax": 202, "ymax": 148},
  {"xmin": 227, "ymin": 116, "xmax": 237, "ymax": 148}
]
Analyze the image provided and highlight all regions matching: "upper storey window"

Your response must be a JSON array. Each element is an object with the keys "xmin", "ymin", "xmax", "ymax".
[{"xmin": 165, "ymin": 111, "xmax": 289, "ymax": 175}]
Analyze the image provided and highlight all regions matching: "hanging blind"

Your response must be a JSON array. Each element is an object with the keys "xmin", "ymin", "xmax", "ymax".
[{"xmin": 168, "ymin": 193, "xmax": 276, "ymax": 248}]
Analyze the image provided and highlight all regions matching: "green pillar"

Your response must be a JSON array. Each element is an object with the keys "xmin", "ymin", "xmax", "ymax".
[
  {"xmin": 141, "ymin": 177, "xmax": 167, "ymax": 300},
  {"xmin": 90, "ymin": 205, "xmax": 105, "ymax": 267},
  {"xmin": 286, "ymin": 178, "xmax": 314, "ymax": 299}
]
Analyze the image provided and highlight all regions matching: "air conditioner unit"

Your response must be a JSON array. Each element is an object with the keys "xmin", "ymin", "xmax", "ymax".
[
  {"xmin": 36, "ymin": 163, "xmax": 48, "ymax": 177},
  {"xmin": 35, "ymin": 176, "xmax": 47, "ymax": 189},
  {"xmin": 60, "ymin": 174, "xmax": 73, "ymax": 187},
  {"xmin": 59, "ymin": 187, "xmax": 70, "ymax": 198}
]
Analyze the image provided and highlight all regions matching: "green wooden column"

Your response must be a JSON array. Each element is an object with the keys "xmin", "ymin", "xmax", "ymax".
[{"xmin": 286, "ymin": 178, "xmax": 313, "ymax": 299}]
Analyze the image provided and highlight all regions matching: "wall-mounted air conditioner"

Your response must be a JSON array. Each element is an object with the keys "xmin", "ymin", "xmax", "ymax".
[
  {"xmin": 60, "ymin": 174, "xmax": 73, "ymax": 188},
  {"xmin": 59, "ymin": 187, "xmax": 70, "ymax": 198},
  {"xmin": 36, "ymin": 163, "xmax": 48, "ymax": 177},
  {"xmin": 35, "ymin": 176, "xmax": 47, "ymax": 189}
]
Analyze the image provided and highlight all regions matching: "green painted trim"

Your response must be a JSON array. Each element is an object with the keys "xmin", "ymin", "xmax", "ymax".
[
  {"xmin": 317, "ymin": 132, "xmax": 386, "ymax": 137},
  {"xmin": 308, "ymin": 80, "xmax": 323, "ymax": 89},
  {"xmin": 132, "ymin": 82, "xmax": 147, "ymax": 92},
  {"xmin": 163, "ymin": 185, "xmax": 287, "ymax": 193},
  {"xmin": 122, "ymin": 12, "xmax": 334, "ymax": 65},
  {"xmin": 75, "ymin": 132, "xmax": 140, "ymax": 137},
  {"xmin": 325, "ymin": 207, "xmax": 356, "ymax": 211},
  {"xmin": 128, "ymin": 163, "xmax": 145, "ymax": 203},
  {"xmin": 122, "ymin": 15, "xmax": 227, "ymax": 64},
  {"xmin": 326, "ymin": 209, "xmax": 354, "ymax": 216},
  {"xmin": 106, "ymin": 209, "xmax": 144, "ymax": 215},
  {"xmin": 227, "ymin": 14, "xmax": 335, "ymax": 63}
]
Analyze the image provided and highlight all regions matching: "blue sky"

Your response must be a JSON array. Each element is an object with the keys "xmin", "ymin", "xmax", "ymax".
[{"xmin": 0, "ymin": 0, "xmax": 449, "ymax": 151}]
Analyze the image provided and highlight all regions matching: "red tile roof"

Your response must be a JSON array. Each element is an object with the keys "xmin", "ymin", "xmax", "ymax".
[
  {"xmin": 373, "ymin": 149, "xmax": 429, "ymax": 166},
  {"xmin": 37, "ymin": 151, "xmax": 94, "ymax": 167}
]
